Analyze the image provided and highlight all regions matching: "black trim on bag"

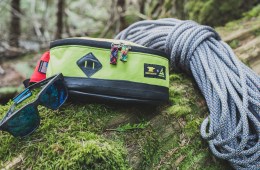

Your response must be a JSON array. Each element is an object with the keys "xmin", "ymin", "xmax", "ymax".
[
  {"xmin": 64, "ymin": 77, "xmax": 169, "ymax": 102},
  {"xmin": 69, "ymin": 90, "xmax": 165, "ymax": 105},
  {"xmin": 50, "ymin": 38, "xmax": 169, "ymax": 60}
]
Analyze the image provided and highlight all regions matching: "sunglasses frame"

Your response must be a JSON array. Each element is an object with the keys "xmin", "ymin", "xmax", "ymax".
[{"xmin": 0, "ymin": 73, "xmax": 68, "ymax": 137}]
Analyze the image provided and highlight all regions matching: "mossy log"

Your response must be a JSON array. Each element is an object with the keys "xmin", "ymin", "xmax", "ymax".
[
  {"xmin": 0, "ymin": 73, "xmax": 231, "ymax": 170},
  {"xmin": 216, "ymin": 15, "xmax": 260, "ymax": 74}
]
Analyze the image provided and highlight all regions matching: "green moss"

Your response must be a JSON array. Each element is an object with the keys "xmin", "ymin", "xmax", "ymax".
[
  {"xmin": 0, "ymin": 102, "xmax": 129, "ymax": 169},
  {"xmin": 108, "ymin": 122, "xmax": 150, "ymax": 132},
  {"xmin": 20, "ymin": 133, "xmax": 127, "ymax": 169},
  {"xmin": 166, "ymin": 105, "xmax": 192, "ymax": 117},
  {"xmin": 0, "ymin": 72, "xmax": 231, "ymax": 169},
  {"xmin": 140, "ymin": 130, "xmax": 161, "ymax": 169},
  {"xmin": 154, "ymin": 73, "xmax": 230, "ymax": 169},
  {"xmin": 169, "ymin": 74, "xmax": 182, "ymax": 81},
  {"xmin": 228, "ymin": 39, "xmax": 240, "ymax": 49},
  {"xmin": 184, "ymin": 117, "xmax": 204, "ymax": 136}
]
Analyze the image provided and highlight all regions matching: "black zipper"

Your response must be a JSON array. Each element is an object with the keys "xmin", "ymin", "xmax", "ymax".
[{"xmin": 50, "ymin": 38, "xmax": 169, "ymax": 60}]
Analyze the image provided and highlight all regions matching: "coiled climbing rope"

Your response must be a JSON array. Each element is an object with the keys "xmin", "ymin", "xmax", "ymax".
[{"xmin": 116, "ymin": 18, "xmax": 260, "ymax": 169}]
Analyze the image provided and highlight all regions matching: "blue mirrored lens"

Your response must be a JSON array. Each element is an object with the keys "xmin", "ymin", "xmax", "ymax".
[
  {"xmin": 39, "ymin": 79, "xmax": 67, "ymax": 109},
  {"xmin": 2, "ymin": 105, "xmax": 40, "ymax": 137}
]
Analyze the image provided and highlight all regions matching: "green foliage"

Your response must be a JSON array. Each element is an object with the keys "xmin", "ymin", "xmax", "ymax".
[
  {"xmin": 223, "ymin": 21, "xmax": 243, "ymax": 31},
  {"xmin": 185, "ymin": 0, "xmax": 259, "ymax": 26},
  {"xmin": 0, "ymin": 86, "xmax": 23, "ymax": 96},
  {"xmin": 253, "ymin": 28, "xmax": 260, "ymax": 36},
  {"xmin": 243, "ymin": 4, "xmax": 260, "ymax": 19},
  {"xmin": 0, "ymin": 0, "xmax": 111, "ymax": 42}
]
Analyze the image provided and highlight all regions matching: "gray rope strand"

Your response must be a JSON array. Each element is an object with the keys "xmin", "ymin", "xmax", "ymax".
[{"xmin": 116, "ymin": 18, "xmax": 260, "ymax": 169}]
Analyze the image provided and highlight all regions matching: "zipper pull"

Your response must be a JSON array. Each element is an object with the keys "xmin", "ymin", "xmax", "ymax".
[
  {"xmin": 120, "ymin": 44, "xmax": 131, "ymax": 62},
  {"xmin": 110, "ymin": 43, "xmax": 120, "ymax": 65}
]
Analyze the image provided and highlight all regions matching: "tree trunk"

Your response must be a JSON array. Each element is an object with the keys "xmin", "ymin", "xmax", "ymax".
[
  {"xmin": 139, "ymin": 0, "xmax": 146, "ymax": 15},
  {"xmin": 64, "ymin": 12, "xmax": 72, "ymax": 37},
  {"xmin": 175, "ymin": 0, "xmax": 186, "ymax": 19},
  {"xmin": 9, "ymin": 0, "xmax": 21, "ymax": 47},
  {"xmin": 150, "ymin": 0, "xmax": 164, "ymax": 19},
  {"xmin": 117, "ymin": 0, "xmax": 127, "ymax": 31},
  {"xmin": 55, "ymin": 0, "xmax": 64, "ymax": 39}
]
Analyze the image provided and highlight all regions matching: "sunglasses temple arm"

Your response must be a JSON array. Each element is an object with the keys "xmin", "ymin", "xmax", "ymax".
[
  {"xmin": 13, "ymin": 75, "xmax": 57, "ymax": 103},
  {"xmin": 13, "ymin": 74, "xmax": 60, "ymax": 104},
  {"xmin": 13, "ymin": 89, "xmax": 32, "ymax": 104},
  {"xmin": 28, "ymin": 74, "xmax": 62, "ymax": 91},
  {"xmin": 7, "ymin": 104, "xmax": 16, "ymax": 117},
  {"xmin": 0, "ymin": 103, "xmax": 17, "ymax": 124},
  {"xmin": 28, "ymin": 76, "xmax": 56, "ymax": 91}
]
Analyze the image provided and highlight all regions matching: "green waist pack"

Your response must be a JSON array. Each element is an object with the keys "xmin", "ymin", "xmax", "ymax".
[{"xmin": 47, "ymin": 37, "xmax": 169, "ymax": 104}]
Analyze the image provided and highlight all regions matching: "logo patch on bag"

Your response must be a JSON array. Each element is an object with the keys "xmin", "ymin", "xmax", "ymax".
[
  {"xmin": 144, "ymin": 64, "xmax": 166, "ymax": 80},
  {"xmin": 77, "ymin": 52, "xmax": 102, "ymax": 77}
]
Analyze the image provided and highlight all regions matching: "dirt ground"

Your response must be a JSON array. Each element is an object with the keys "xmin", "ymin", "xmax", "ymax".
[{"xmin": 0, "ymin": 63, "xmax": 25, "ymax": 88}]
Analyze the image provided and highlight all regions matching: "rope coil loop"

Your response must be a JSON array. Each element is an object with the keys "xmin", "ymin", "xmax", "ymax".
[{"xmin": 116, "ymin": 18, "xmax": 260, "ymax": 169}]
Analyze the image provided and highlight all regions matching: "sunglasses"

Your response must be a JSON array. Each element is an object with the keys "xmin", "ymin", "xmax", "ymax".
[{"xmin": 0, "ymin": 73, "xmax": 68, "ymax": 137}]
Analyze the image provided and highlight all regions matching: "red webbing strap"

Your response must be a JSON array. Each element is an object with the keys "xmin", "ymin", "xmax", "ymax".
[{"xmin": 30, "ymin": 51, "xmax": 50, "ymax": 83}]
